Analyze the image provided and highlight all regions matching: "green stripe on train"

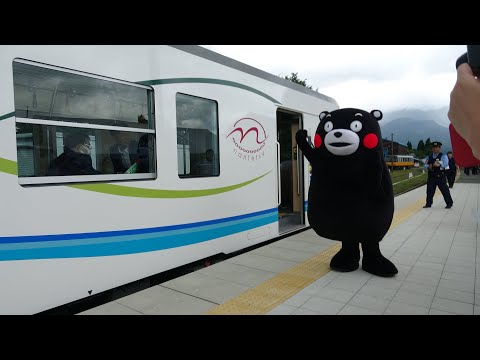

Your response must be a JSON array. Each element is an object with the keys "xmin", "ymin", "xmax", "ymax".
[
  {"xmin": 0, "ymin": 157, "xmax": 17, "ymax": 175},
  {"xmin": 0, "ymin": 112, "xmax": 15, "ymax": 121},
  {"xmin": 137, "ymin": 78, "xmax": 281, "ymax": 104},
  {"xmin": 0, "ymin": 157, "xmax": 270, "ymax": 198},
  {"xmin": 69, "ymin": 172, "xmax": 270, "ymax": 198}
]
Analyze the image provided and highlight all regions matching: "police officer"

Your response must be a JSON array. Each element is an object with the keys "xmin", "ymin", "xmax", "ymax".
[{"xmin": 423, "ymin": 141, "xmax": 453, "ymax": 209}]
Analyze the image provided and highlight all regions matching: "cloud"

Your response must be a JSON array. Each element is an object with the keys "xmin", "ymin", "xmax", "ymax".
[
  {"xmin": 320, "ymin": 71, "xmax": 457, "ymax": 112},
  {"xmin": 201, "ymin": 45, "xmax": 467, "ymax": 112}
]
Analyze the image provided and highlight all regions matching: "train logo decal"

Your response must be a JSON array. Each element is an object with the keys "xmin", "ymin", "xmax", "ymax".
[{"xmin": 226, "ymin": 118, "xmax": 268, "ymax": 161}]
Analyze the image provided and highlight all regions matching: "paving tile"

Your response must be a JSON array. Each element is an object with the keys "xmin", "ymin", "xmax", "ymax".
[
  {"xmin": 197, "ymin": 261, "xmax": 277, "ymax": 287},
  {"xmin": 357, "ymin": 283, "xmax": 398, "ymax": 300},
  {"xmin": 78, "ymin": 301, "xmax": 143, "ymax": 315},
  {"xmin": 327, "ymin": 273, "xmax": 370, "ymax": 293},
  {"xmin": 347, "ymin": 293, "xmax": 391, "ymax": 313},
  {"xmin": 116, "ymin": 285, "xmax": 217, "ymax": 315},
  {"xmin": 161, "ymin": 272, "xmax": 250, "ymax": 304},
  {"xmin": 393, "ymin": 289, "xmax": 434, "ymax": 308},
  {"xmin": 337, "ymin": 305, "xmax": 382, "ymax": 315},
  {"xmin": 266, "ymin": 304, "xmax": 298, "ymax": 315},
  {"xmin": 313, "ymin": 287, "xmax": 356, "ymax": 303},
  {"xmin": 435, "ymin": 286, "xmax": 475, "ymax": 304},
  {"xmin": 430, "ymin": 297, "xmax": 474, "ymax": 315},
  {"xmin": 291, "ymin": 307, "xmax": 325, "ymax": 315},
  {"xmin": 428, "ymin": 309, "xmax": 456, "ymax": 315},
  {"xmin": 384, "ymin": 301, "xmax": 429, "ymax": 315},
  {"xmin": 399, "ymin": 281, "xmax": 437, "ymax": 297},
  {"xmin": 301, "ymin": 297, "xmax": 345, "ymax": 315}
]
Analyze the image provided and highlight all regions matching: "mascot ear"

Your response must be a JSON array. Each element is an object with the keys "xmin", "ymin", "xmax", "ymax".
[
  {"xmin": 371, "ymin": 110, "xmax": 383, "ymax": 121},
  {"xmin": 319, "ymin": 111, "xmax": 330, "ymax": 121}
]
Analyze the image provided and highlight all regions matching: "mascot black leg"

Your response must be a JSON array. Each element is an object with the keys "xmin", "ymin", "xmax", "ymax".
[
  {"xmin": 361, "ymin": 242, "xmax": 398, "ymax": 277},
  {"xmin": 330, "ymin": 241, "xmax": 360, "ymax": 272}
]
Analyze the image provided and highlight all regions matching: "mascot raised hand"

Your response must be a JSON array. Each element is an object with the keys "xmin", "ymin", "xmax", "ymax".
[{"xmin": 296, "ymin": 108, "xmax": 398, "ymax": 277}]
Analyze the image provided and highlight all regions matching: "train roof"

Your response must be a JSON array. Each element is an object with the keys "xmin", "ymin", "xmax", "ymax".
[{"xmin": 171, "ymin": 46, "xmax": 338, "ymax": 106}]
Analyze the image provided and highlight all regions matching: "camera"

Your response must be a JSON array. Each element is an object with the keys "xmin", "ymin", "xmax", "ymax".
[{"xmin": 467, "ymin": 45, "xmax": 480, "ymax": 77}]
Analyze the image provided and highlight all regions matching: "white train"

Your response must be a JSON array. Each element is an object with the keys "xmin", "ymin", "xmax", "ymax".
[{"xmin": 0, "ymin": 45, "xmax": 338, "ymax": 314}]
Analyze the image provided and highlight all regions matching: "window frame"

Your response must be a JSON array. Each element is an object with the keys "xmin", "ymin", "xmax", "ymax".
[
  {"xmin": 175, "ymin": 92, "xmax": 220, "ymax": 179},
  {"xmin": 13, "ymin": 58, "xmax": 157, "ymax": 185}
]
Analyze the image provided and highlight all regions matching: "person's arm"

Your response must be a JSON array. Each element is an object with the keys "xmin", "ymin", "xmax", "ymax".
[
  {"xmin": 295, "ymin": 130, "xmax": 315, "ymax": 163},
  {"xmin": 451, "ymin": 159, "xmax": 457, "ymax": 173},
  {"xmin": 441, "ymin": 154, "xmax": 449, "ymax": 170},
  {"xmin": 448, "ymin": 62, "xmax": 480, "ymax": 159},
  {"xmin": 423, "ymin": 156, "xmax": 430, "ymax": 170}
]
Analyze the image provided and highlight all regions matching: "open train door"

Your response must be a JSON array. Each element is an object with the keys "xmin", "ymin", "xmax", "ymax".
[{"xmin": 276, "ymin": 109, "xmax": 305, "ymax": 234}]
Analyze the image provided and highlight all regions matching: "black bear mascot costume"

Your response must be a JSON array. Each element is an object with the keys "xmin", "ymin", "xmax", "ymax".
[{"xmin": 296, "ymin": 108, "xmax": 398, "ymax": 277}]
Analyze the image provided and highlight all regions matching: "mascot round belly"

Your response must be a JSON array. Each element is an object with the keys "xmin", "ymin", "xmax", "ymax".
[{"xmin": 296, "ymin": 108, "xmax": 398, "ymax": 277}]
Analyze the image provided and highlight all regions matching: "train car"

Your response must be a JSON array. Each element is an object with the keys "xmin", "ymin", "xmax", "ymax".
[
  {"xmin": 0, "ymin": 45, "xmax": 338, "ymax": 314},
  {"xmin": 384, "ymin": 155, "xmax": 415, "ymax": 169}
]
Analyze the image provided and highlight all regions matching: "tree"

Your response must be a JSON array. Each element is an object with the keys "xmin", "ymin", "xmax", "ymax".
[
  {"xmin": 417, "ymin": 140, "xmax": 425, "ymax": 152},
  {"xmin": 407, "ymin": 141, "xmax": 412, "ymax": 150},
  {"xmin": 415, "ymin": 138, "xmax": 431, "ymax": 159},
  {"xmin": 284, "ymin": 72, "xmax": 318, "ymax": 92},
  {"xmin": 425, "ymin": 138, "xmax": 431, "ymax": 149}
]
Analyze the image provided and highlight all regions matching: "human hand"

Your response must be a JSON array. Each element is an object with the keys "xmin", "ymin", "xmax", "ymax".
[{"xmin": 448, "ymin": 63, "xmax": 480, "ymax": 159}]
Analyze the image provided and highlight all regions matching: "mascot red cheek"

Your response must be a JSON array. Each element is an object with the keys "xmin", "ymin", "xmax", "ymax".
[{"xmin": 296, "ymin": 108, "xmax": 398, "ymax": 277}]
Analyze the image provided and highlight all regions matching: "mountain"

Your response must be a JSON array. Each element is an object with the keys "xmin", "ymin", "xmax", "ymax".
[
  {"xmin": 380, "ymin": 107, "xmax": 452, "ymax": 152},
  {"xmin": 382, "ymin": 107, "xmax": 450, "ymax": 127}
]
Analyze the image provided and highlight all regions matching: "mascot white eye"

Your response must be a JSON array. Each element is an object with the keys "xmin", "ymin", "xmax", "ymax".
[
  {"xmin": 350, "ymin": 120, "xmax": 362, "ymax": 132},
  {"xmin": 324, "ymin": 121, "xmax": 333, "ymax": 132}
]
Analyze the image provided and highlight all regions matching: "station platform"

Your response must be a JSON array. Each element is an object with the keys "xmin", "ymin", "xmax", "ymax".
[{"xmin": 79, "ymin": 173, "xmax": 480, "ymax": 315}]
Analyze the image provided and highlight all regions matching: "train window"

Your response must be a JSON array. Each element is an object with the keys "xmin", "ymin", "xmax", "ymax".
[
  {"xmin": 13, "ymin": 59, "xmax": 156, "ymax": 185},
  {"xmin": 176, "ymin": 93, "xmax": 219, "ymax": 178}
]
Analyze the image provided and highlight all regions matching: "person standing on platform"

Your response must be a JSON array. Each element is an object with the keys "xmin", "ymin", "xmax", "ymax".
[
  {"xmin": 446, "ymin": 151, "xmax": 457, "ymax": 188},
  {"xmin": 423, "ymin": 141, "xmax": 453, "ymax": 209}
]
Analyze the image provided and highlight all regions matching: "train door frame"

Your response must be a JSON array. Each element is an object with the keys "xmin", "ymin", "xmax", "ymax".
[{"xmin": 276, "ymin": 108, "xmax": 305, "ymax": 234}]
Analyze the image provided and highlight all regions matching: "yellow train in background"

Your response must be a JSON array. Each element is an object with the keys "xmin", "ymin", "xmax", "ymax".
[{"xmin": 384, "ymin": 155, "xmax": 415, "ymax": 169}]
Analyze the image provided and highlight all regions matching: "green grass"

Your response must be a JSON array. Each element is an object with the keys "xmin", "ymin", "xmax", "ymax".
[{"xmin": 389, "ymin": 167, "xmax": 428, "ymax": 196}]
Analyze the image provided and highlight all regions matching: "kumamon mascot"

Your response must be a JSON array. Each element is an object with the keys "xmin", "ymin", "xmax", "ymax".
[{"xmin": 296, "ymin": 108, "xmax": 398, "ymax": 277}]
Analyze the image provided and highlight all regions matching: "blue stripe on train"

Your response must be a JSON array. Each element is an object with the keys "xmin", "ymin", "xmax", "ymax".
[{"xmin": 0, "ymin": 208, "xmax": 278, "ymax": 260}]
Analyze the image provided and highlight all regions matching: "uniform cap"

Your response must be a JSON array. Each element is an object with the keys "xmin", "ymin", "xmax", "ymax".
[{"xmin": 431, "ymin": 141, "xmax": 442, "ymax": 147}]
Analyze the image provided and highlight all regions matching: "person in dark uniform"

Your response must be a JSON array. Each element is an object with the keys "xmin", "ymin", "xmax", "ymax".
[
  {"xmin": 135, "ymin": 133, "xmax": 154, "ymax": 173},
  {"xmin": 423, "ymin": 141, "xmax": 453, "ymax": 209},
  {"xmin": 47, "ymin": 133, "xmax": 101, "ymax": 176},
  {"xmin": 109, "ymin": 130, "xmax": 138, "ymax": 173},
  {"xmin": 446, "ymin": 151, "xmax": 457, "ymax": 188}
]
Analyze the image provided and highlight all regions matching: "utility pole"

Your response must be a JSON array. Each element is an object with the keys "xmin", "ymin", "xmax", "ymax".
[{"xmin": 391, "ymin": 133, "xmax": 394, "ymax": 172}]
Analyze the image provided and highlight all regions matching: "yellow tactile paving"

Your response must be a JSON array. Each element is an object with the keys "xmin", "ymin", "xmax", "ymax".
[
  {"xmin": 207, "ymin": 244, "xmax": 340, "ymax": 314},
  {"xmin": 206, "ymin": 193, "xmax": 434, "ymax": 315},
  {"xmin": 391, "ymin": 198, "xmax": 425, "ymax": 228}
]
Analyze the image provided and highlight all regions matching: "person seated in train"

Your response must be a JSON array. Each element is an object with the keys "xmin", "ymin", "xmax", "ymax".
[
  {"xmin": 47, "ymin": 133, "xmax": 101, "ymax": 176},
  {"xmin": 109, "ymin": 124, "xmax": 138, "ymax": 174},
  {"xmin": 135, "ymin": 133, "xmax": 154, "ymax": 173},
  {"xmin": 195, "ymin": 149, "xmax": 215, "ymax": 176}
]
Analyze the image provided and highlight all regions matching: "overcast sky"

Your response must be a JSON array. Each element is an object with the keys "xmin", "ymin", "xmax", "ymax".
[{"xmin": 201, "ymin": 45, "xmax": 467, "ymax": 113}]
